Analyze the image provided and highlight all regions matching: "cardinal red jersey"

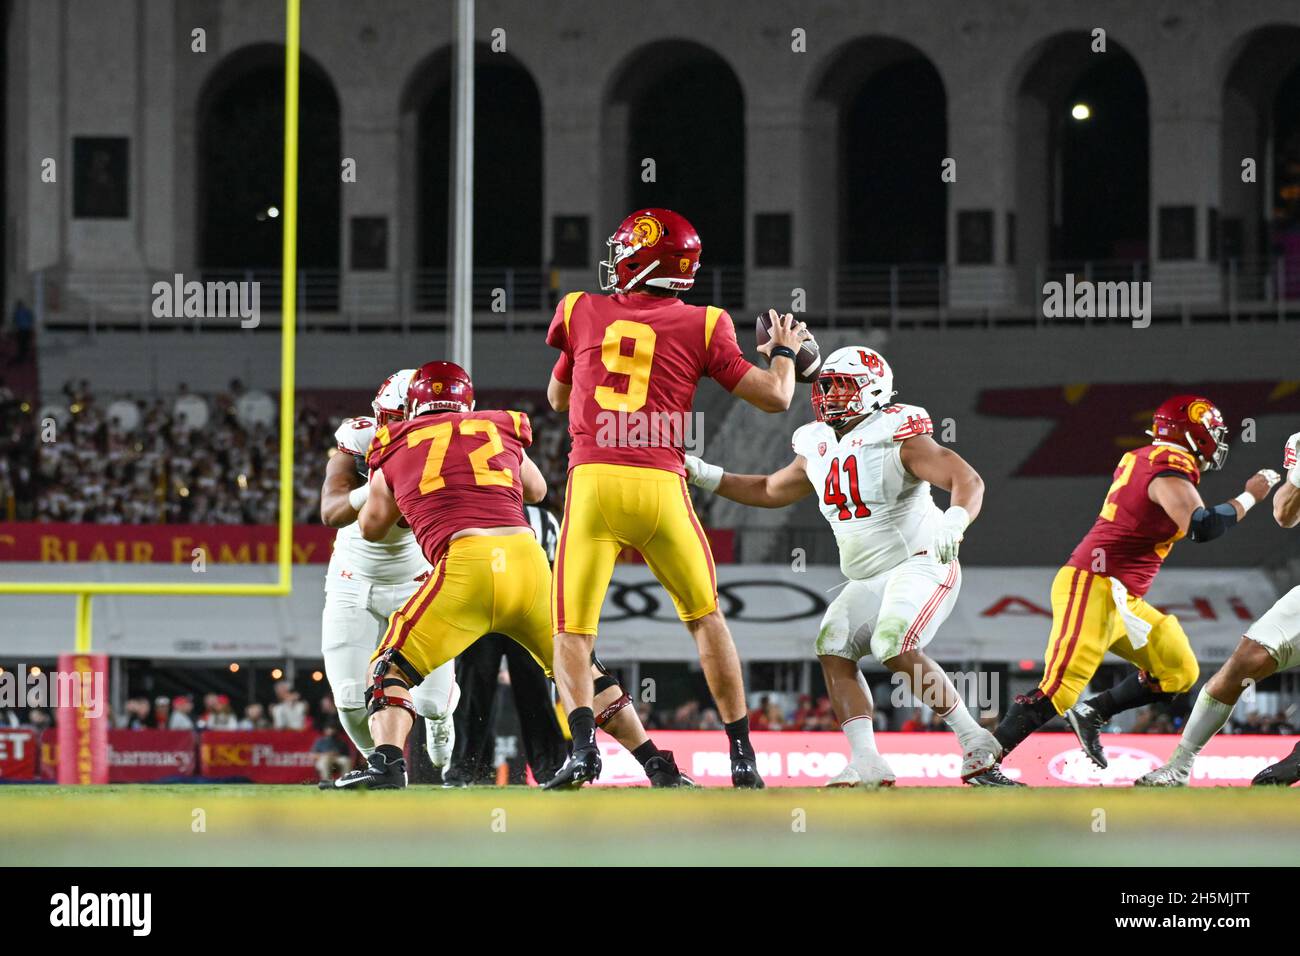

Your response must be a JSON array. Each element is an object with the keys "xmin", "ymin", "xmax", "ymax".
[
  {"xmin": 1066, "ymin": 443, "xmax": 1202, "ymax": 596},
  {"xmin": 546, "ymin": 290, "xmax": 753, "ymax": 475},
  {"xmin": 366, "ymin": 409, "xmax": 532, "ymax": 566}
]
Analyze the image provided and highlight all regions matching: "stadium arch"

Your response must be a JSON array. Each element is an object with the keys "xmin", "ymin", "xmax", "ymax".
[
  {"xmin": 1010, "ymin": 31, "xmax": 1150, "ymax": 300},
  {"xmin": 805, "ymin": 36, "xmax": 948, "ymax": 308},
  {"xmin": 196, "ymin": 42, "xmax": 341, "ymax": 310},
  {"xmin": 599, "ymin": 39, "xmax": 745, "ymax": 305},
  {"xmin": 1218, "ymin": 24, "xmax": 1300, "ymax": 276},
  {"xmin": 397, "ymin": 45, "xmax": 543, "ymax": 312}
]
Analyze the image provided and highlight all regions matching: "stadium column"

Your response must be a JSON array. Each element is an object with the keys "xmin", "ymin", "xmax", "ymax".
[
  {"xmin": 746, "ymin": 94, "xmax": 802, "ymax": 315},
  {"xmin": 945, "ymin": 67, "xmax": 1017, "ymax": 314},
  {"xmin": 1147, "ymin": 76, "xmax": 1223, "ymax": 312},
  {"xmin": 543, "ymin": 74, "xmax": 602, "ymax": 300},
  {"xmin": 338, "ymin": 89, "xmax": 400, "ymax": 331},
  {"xmin": 21, "ymin": 0, "xmax": 66, "ymax": 274}
]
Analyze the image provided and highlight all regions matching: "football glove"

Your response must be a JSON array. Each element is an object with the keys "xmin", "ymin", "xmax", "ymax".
[{"xmin": 930, "ymin": 506, "xmax": 970, "ymax": 564}]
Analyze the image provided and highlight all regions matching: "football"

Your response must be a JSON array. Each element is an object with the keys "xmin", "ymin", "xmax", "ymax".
[{"xmin": 755, "ymin": 311, "xmax": 823, "ymax": 383}]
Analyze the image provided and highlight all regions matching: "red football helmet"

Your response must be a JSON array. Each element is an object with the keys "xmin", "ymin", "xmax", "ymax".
[
  {"xmin": 406, "ymin": 361, "xmax": 474, "ymax": 419},
  {"xmin": 1148, "ymin": 394, "xmax": 1229, "ymax": 471},
  {"xmin": 599, "ymin": 208, "xmax": 701, "ymax": 294}
]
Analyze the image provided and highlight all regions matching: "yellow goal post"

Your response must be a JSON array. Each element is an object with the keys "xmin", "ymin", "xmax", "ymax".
[{"xmin": 0, "ymin": 0, "xmax": 303, "ymax": 653}]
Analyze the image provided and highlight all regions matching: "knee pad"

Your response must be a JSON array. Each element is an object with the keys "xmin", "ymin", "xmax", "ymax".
[
  {"xmin": 869, "ymin": 616, "xmax": 911, "ymax": 663},
  {"xmin": 365, "ymin": 649, "xmax": 421, "ymax": 724},
  {"xmin": 595, "ymin": 690, "xmax": 633, "ymax": 727},
  {"xmin": 593, "ymin": 673, "xmax": 620, "ymax": 696},
  {"xmin": 333, "ymin": 678, "xmax": 367, "ymax": 713}
]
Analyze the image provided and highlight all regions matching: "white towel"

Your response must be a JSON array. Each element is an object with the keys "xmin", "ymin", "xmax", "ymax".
[{"xmin": 1109, "ymin": 577, "xmax": 1153, "ymax": 649}]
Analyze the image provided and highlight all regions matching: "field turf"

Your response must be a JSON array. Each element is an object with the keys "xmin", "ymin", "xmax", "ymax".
[{"xmin": 1, "ymin": 785, "xmax": 1296, "ymax": 866}]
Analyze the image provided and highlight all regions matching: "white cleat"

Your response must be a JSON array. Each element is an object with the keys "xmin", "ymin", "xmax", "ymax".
[
  {"xmin": 960, "ymin": 731, "xmax": 1003, "ymax": 782},
  {"xmin": 826, "ymin": 754, "xmax": 896, "ymax": 789},
  {"xmin": 1134, "ymin": 763, "xmax": 1189, "ymax": 787}
]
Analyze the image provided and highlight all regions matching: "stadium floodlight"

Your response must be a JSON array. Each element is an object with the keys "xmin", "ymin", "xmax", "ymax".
[
  {"xmin": 1071, "ymin": 102, "xmax": 1091, "ymax": 120},
  {"xmin": 0, "ymin": 0, "xmax": 303, "ymax": 655}
]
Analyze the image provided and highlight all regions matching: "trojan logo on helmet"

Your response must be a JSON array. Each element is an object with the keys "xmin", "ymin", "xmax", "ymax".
[
  {"xmin": 405, "ymin": 361, "xmax": 475, "ymax": 419},
  {"xmin": 598, "ymin": 207, "xmax": 702, "ymax": 294}
]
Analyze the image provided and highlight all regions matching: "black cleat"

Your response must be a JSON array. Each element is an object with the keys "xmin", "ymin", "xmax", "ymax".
[
  {"xmin": 544, "ymin": 748, "xmax": 602, "ymax": 790},
  {"xmin": 1252, "ymin": 741, "xmax": 1300, "ymax": 786},
  {"xmin": 1065, "ymin": 701, "xmax": 1108, "ymax": 769},
  {"xmin": 965, "ymin": 763, "xmax": 1025, "ymax": 787},
  {"xmin": 644, "ymin": 750, "xmax": 696, "ymax": 788},
  {"xmin": 320, "ymin": 752, "xmax": 407, "ymax": 791},
  {"xmin": 731, "ymin": 756, "xmax": 765, "ymax": 789}
]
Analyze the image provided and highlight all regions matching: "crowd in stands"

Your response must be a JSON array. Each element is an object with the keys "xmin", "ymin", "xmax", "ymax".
[
  {"xmin": 112, "ymin": 680, "xmax": 331, "ymax": 733},
  {"xmin": 0, "ymin": 381, "xmax": 572, "ymax": 523}
]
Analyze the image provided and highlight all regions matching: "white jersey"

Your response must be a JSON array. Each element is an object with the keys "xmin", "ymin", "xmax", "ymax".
[
  {"xmin": 327, "ymin": 417, "xmax": 429, "ymax": 588},
  {"xmin": 792, "ymin": 404, "xmax": 941, "ymax": 580}
]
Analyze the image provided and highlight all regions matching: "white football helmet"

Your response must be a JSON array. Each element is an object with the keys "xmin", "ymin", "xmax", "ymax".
[
  {"xmin": 371, "ymin": 369, "xmax": 416, "ymax": 427},
  {"xmin": 812, "ymin": 346, "xmax": 896, "ymax": 426}
]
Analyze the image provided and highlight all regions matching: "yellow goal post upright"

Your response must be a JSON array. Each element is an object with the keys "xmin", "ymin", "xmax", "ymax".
[{"xmin": 0, "ymin": 0, "xmax": 303, "ymax": 655}]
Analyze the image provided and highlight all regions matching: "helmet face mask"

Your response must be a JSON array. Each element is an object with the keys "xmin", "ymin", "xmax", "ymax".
[
  {"xmin": 405, "ymin": 361, "xmax": 475, "ymax": 419},
  {"xmin": 812, "ymin": 347, "xmax": 896, "ymax": 427},
  {"xmin": 599, "ymin": 209, "xmax": 700, "ymax": 294}
]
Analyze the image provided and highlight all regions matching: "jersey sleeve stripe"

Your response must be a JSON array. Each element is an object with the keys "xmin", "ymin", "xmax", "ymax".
[
  {"xmin": 562, "ymin": 291, "xmax": 585, "ymax": 336},
  {"xmin": 892, "ymin": 417, "xmax": 933, "ymax": 440},
  {"xmin": 704, "ymin": 305, "xmax": 723, "ymax": 350},
  {"xmin": 507, "ymin": 409, "xmax": 523, "ymax": 436}
]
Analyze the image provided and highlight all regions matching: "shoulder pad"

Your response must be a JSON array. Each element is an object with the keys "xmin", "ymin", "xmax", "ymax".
[
  {"xmin": 887, "ymin": 405, "xmax": 933, "ymax": 442},
  {"xmin": 791, "ymin": 421, "xmax": 825, "ymax": 456}
]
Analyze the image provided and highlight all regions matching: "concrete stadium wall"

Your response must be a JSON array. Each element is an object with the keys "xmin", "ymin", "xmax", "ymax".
[{"xmin": 9, "ymin": 0, "xmax": 1300, "ymax": 310}]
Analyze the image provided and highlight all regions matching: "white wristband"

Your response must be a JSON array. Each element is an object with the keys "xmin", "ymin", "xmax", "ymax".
[
  {"xmin": 1290, "ymin": 468, "xmax": 1300, "ymax": 490},
  {"xmin": 348, "ymin": 484, "xmax": 370, "ymax": 510},
  {"xmin": 1232, "ymin": 491, "xmax": 1256, "ymax": 514},
  {"xmin": 943, "ymin": 505, "xmax": 971, "ymax": 531},
  {"xmin": 691, "ymin": 459, "xmax": 724, "ymax": 493}
]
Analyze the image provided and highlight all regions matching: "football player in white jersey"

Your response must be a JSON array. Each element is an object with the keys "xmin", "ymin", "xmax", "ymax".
[
  {"xmin": 1137, "ymin": 430, "xmax": 1300, "ymax": 787},
  {"xmin": 686, "ymin": 346, "xmax": 1007, "ymax": 786},
  {"xmin": 318, "ymin": 370, "xmax": 459, "ymax": 771}
]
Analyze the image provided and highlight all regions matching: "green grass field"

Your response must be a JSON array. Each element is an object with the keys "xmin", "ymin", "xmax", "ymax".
[{"xmin": 1, "ymin": 785, "xmax": 1296, "ymax": 866}]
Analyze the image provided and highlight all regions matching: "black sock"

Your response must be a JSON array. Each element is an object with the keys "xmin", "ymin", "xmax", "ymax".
[
  {"xmin": 631, "ymin": 740, "xmax": 661, "ymax": 767},
  {"xmin": 724, "ymin": 715, "xmax": 755, "ymax": 761},
  {"xmin": 374, "ymin": 744, "xmax": 405, "ymax": 765},
  {"xmin": 568, "ymin": 707, "xmax": 596, "ymax": 752},
  {"xmin": 993, "ymin": 690, "xmax": 1057, "ymax": 756},
  {"xmin": 1086, "ymin": 671, "xmax": 1167, "ymax": 721}
]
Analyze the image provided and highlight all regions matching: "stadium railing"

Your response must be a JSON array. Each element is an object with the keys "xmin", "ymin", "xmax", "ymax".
[{"xmin": 27, "ymin": 257, "xmax": 1298, "ymax": 334}]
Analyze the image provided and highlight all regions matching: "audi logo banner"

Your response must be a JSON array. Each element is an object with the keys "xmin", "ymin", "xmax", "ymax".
[{"xmin": 0, "ymin": 562, "xmax": 1282, "ymax": 663}]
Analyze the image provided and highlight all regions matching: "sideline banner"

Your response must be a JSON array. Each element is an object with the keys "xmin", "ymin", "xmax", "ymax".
[
  {"xmin": 199, "ymin": 730, "xmax": 320, "ymax": 783},
  {"xmin": 592, "ymin": 731, "xmax": 1299, "ymax": 788},
  {"xmin": 39, "ymin": 729, "xmax": 197, "ymax": 782},
  {"xmin": 0, "ymin": 728, "xmax": 38, "ymax": 780}
]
